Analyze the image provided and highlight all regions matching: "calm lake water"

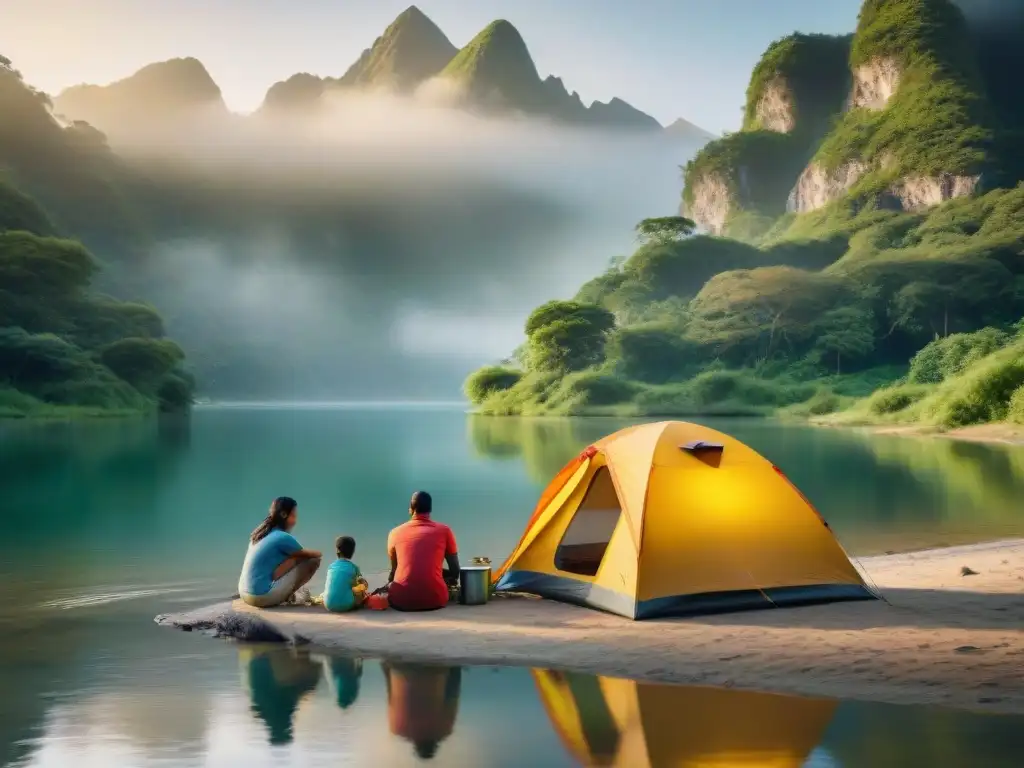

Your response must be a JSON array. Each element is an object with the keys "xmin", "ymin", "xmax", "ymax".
[{"xmin": 2, "ymin": 405, "xmax": 1024, "ymax": 766}]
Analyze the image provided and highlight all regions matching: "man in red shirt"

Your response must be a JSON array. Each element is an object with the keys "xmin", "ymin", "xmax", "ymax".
[{"xmin": 387, "ymin": 491, "xmax": 461, "ymax": 611}]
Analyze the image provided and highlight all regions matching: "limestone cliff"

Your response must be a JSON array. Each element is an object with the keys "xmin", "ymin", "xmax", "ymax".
[
  {"xmin": 787, "ymin": 162, "xmax": 868, "ymax": 214},
  {"xmin": 848, "ymin": 57, "xmax": 900, "ymax": 111},
  {"xmin": 887, "ymin": 173, "xmax": 982, "ymax": 212},
  {"xmin": 789, "ymin": 0, "xmax": 994, "ymax": 216},
  {"xmin": 681, "ymin": 33, "xmax": 850, "ymax": 237}
]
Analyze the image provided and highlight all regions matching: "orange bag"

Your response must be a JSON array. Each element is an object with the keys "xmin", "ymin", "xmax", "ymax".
[{"xmin": 366, "ymin": 593, "xmax": 389, "ymax": 611}]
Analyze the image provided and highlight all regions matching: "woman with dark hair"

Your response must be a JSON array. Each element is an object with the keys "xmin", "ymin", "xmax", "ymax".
[{"xmin": 238, "ymin": 496, "xmax": 322, "ymax": 608}]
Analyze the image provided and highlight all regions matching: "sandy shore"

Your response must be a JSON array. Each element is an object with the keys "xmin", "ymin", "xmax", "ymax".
[
  {"xmin": 818, "ymin": 420, "xmax": 1024, "ymax": 446},
  {"xmin": 159, "ymin": 539, "xmax": 1024, "ymax": 714}
]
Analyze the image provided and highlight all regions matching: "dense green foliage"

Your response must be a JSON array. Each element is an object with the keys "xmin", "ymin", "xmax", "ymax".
[
  {"xmin": 0, "ymin": 64, "xmax": 196, "ymax": 422},
  {"xmin": 0, "ymin": 61, "xmax": 145, "ymax": 252},
  {"xmin": 907, "ymin": 327, "xmax": 1010, "ymax": 383},
  {"xmin": 560, "ymin": 0, "xmax": 1024, "ymax": 429},
  {"xmin": 464, "ymin": 365, "xmax": 522, "ymax": 403},
  {"xmin": 0, "ymin": 179, "xmax": 53, "ymax": 235},
  {"xmin": 634, "ymin": 216, "xmax": 695, "ymax": 245},
  {"xmin": 827, "ymin": 331, "xmax": 1024, "ymax": 428},
  {"xmin": 469, "ymin": 175, "xmax": 1024, "ymax": 422},
  {"xmin": 522, "ymin": 301, "xmax": 615, "ymax": 374}
]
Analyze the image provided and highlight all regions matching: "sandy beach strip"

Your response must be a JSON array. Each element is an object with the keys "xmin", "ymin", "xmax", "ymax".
[
  {"xmin": 160, "ymin": 539, "xmax": 1024, "ymax": 714},
  {"xmin": 816, "ymin": 421, "xmax": 1024, "ymax": 446}
]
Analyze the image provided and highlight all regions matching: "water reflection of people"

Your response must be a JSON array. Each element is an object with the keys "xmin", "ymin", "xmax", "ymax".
[
  {"xmin": 382, "ymin": 661, "xmax": 462, "ymax": 760},
  {"xmin": 240, "ymin": 647, "xmax": 323, "ymax": 746},
  {"xmin": 533, "ymin": 670, "xmax": 837, "ymax": 767},
  {"xmin": 324, "ymin": 655, "xmax": 363, "ymax": 709}
]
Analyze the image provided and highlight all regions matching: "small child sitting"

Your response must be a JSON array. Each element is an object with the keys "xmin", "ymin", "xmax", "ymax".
[{"xmin": 322, "ymin": 535, "xmax": 368, "ymax": 613}]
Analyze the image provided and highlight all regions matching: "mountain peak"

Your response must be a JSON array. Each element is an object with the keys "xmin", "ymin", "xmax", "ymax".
[
  {"xmin": 439, "ymin": 18, "xmax": 541, "ymax": 107},
  {"xmin": 393, "ymin": 5, "xmax": 430, "ymax": 25},
  {"xmin": 666, "ymin": 117, "xmax": 716, "ymax": 141},
  {"xmin": 54, "ymin": 57, "xmax": 225, "ymax": 132},
  {"xmin": 339, "ymin": 5, "xmax": 457, "ymax": 91},
  {"xmin": 261, "ymin": 73, "xmax": 327, "ymax": 114},
  {"xmin": 98, "ymin": 57, "xmax": 221, "ymax": 103}
]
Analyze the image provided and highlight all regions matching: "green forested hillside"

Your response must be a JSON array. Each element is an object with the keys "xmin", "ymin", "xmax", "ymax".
[
  {"xmin": 0, "ymin": 190, "xmax": 195, "ymax": 418},
  {"xmin": 467, "ymin": 0, "xmax": 1024, "ymax": 431},
  {"xmin": 0, "ymin": 59, "xmax": 194, "ymax": 418}
]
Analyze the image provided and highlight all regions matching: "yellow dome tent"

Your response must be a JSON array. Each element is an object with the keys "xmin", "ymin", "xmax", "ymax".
[
  {"xmin": 494, "ymin": 421, "xmax": 873, "ymax": 619},
  {"xmin": 533, "ymin": 669, "xmax": 838, "ymax": 767}
]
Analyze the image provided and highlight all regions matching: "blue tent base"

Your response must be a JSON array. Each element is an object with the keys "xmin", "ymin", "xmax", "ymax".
[{"xmin": 495, "ymin": 570, "xmax": 876, "ymax": 620}]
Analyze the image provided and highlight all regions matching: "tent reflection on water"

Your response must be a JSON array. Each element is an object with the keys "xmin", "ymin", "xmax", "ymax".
[{"xmin": 533, "ymin": 670, "xmax": 837, "ymax": 767}]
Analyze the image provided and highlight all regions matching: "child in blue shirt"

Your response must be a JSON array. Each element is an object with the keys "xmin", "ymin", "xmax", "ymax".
[{"xmin": 323, "ymin": 535, "xmax": 368, "ymax": 613}]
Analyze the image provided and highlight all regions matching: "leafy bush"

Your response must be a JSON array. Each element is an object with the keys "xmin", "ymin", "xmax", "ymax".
[
  {"xmin": 98, "ymin": 337, "xmax": 184, "ymax": 391},
  {"xmin": 0, "ymin": 386, "xmax": 43, "ymax": 417},
  {"xmin": 0, "ymin": 328, "xmax": 92, "ymax": 388},
  {"xmin": 70, "ymin": 299, "xmax": 165, "ymax": 348},
  {"xmin": 689, "ymin": 370, "xmax": 813, "ymax": 408},
  {"xmin": 524, "ymin": 300, "xmax": 614, "ymax": 337},
  {"xmin": 35, "ymin": 375, "xmax": 143, "ymax": 409},
  {"xmin": 783, "ymin": 388, "xmax": 846, "ymax": 417},
  {"xmin": 157, "ymin": 369, "xmax": 196, "ymax": 412},
  {"xmin": 1007, "ymin": 385, "xmax": 1024, "ymax": 425},
  {"xmin": 464, "ymin": 365, "xmax": 522, "ymax": 404},
  {"xmin": 934, "ymin": 356, "xmax": 1024, "ymax": 427},
  {"xmin": 867, "ymin": 384, "xmax": 930, "ymax": 415},
  {"xmin": 908, "ymin": 328, "xmax": 1012, "ymax": 384},
  {"xmin": 556, "ymin": 372, "xmax": 637, "ymax": 407},
  {"xmin": 606, "ymin": 324, "xmax": 699, "ymax": 383}
]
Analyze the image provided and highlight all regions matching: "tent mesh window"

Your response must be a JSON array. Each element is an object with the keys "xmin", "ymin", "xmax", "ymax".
[{"xmin": 554, "ymin": 467, "xmax": 623, "ymax": 576}]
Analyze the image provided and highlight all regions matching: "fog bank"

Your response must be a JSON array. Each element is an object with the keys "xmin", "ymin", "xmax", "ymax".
[{"xmin": 106, "ymin": 89, "xmax": 701, "ymax": 399}]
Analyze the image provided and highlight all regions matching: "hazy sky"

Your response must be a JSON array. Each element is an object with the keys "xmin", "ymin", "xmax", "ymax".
[{"xmin": 3, "ymin": 0, "xmax": 861, "ymax": 133}]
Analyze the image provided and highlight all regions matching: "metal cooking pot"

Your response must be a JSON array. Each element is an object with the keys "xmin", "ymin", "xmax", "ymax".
[{"xmin": 459, "ymin": 565, "xmax": 492, "ymax": 606}]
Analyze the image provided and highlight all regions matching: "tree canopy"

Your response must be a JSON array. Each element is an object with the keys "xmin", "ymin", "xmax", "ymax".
[{"xmin": 634, "ymin": 216, "xmax": 696, "ymax": 244}]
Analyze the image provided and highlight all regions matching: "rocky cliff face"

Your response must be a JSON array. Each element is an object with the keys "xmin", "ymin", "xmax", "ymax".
[
  {"xmin": 783, "ymin": 0, "xmax": 995, "ymax": 219},
  {"xmin": 753, "ymin": 79, "xmax": 796, "ymax": 134},
  {"xmin": 787, "ymin": 162, "xmax": 982, "ymax": 215},
  {"xmin": 889, "ymin": 173, "xmax": 982, "ymax": 211},
  {"xmin": 787, "ymin": 162, "xmax": 867, "ymax": 213},
  {"xmin": 681, "ymin": 33, "xmax": 850, "ymax": 235},
  {"xmin": 682, "ymin": 173, "xmax": 735, "ymax": 235},
  {"xmin": 849, "ymin": 57, "xmax": 901, "ymax": 110}
]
